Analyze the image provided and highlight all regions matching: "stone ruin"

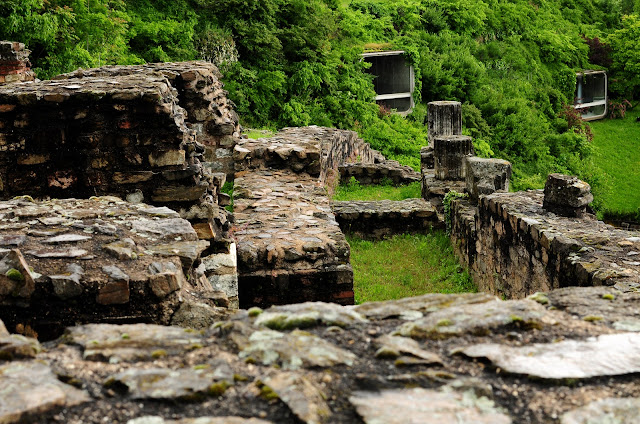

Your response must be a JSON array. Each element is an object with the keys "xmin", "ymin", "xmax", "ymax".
[
  {"xmin": 0, "ymin": 41, "xmax": 36, "ymax": 84},
  {"xmin": 0, "ymin": 60, "xmax": 242, "ymax": 335},
  {"xmin": 0, "ymin": 47, "xmax": 639, "ymax": 424}
]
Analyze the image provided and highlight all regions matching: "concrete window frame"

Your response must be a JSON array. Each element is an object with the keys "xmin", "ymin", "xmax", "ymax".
[
  {"xmin": 362, "ymin": 50, "xmax": 415, "ymax": 116},
  {"xmin": 574, "ymin": 70, "xmax": 607, "ymax": 121}
]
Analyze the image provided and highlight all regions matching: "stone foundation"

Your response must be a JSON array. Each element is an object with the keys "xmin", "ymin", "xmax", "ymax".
[
  {"xmin": 451, "ymin": 190, "xmax": 640, "ymax": 298},
  {"xmin": 0, "ymin": 70, "xmax": 210, "ymax": 206},
  {"xmin": 0, "ymin": 197, "xmax": 231, "ymax": 340},
  {"xmin": 332, "ymin": 198, "xmax": 440, "ymax": 239},
  {"xmin": 233, "ymin": 169, "xmax": 352, "ymax": 307}
]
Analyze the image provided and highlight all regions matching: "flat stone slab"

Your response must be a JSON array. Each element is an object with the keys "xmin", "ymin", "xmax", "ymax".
[
  {"xmin": 106, "ymin": 365, "xmax": 232, "ymax": 400},
  {"xmin": 395, "ymin": 299, "xmax": 552, "ymax": 339},
  {"xmin": 353, "ymin": 292, "xmax": 496, "ymax": 320},
  {"xmin": 0, "ymin": 362, "xmax": 89, "ymax": 423},
  {"xmin": 64, "ymin": 323, "xmax": 205, "ymax": 362},
  {"xmin": 350, "ymin": 388, "xmax": 512, "ymax": 424},
  {"xmin": 263, "ymin": 371, "xmax": 331, "ymax": 424},
  {"xmin": 128, "ymin": 418, "xmax": 273, "ymax": 424},
  {"xmin": 254, "ymin": 302, "xmax": 367, "ymax": 330},
  {"xmin": 561, "ymin": 397, "xmax": 640, "ymax": 424},
  {"xmin": 461, "ymin": 332, "xmax": 640, "ymax": 379},
  {"xmin": 239, "ymin": 329, "xmax": 357, "ymax": 370}
]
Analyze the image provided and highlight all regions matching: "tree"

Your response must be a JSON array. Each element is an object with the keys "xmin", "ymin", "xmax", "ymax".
[{"xmin": 607, "ymin": 14, "xmax": 640, "ymax": 99}]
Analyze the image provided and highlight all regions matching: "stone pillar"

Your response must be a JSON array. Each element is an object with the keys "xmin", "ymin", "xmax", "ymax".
[
  {"xmin": 424, "ymin": 101, "xmax": 462, "ymax": 170},
  {"xmin": 0, "ymin": 41, "xmax": 35, "ymax": 84},
  {"xmin": 464, "ymin": 157, "xmax": 512, "ymax": 201},
  {"xmin": 543, "ymin": 173, "xmax": 593, "ymax": 218},
  {"xmin": 434, "ymin": 135, "xmax": 474, "ymax": 181},
  {"xmin": 427, "ymin": 101, "xmax": 462, "ymax": 145}
]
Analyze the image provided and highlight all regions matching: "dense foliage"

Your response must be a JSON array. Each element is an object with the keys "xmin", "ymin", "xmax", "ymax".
[{"xmin": 1, "ymin": 0, "xmax": 638, "ymax": 209}]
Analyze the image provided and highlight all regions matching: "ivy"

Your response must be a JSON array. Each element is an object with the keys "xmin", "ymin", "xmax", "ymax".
[{"xmin": 443, "ymin": 191, "xmax": 468, "ymax": 235}]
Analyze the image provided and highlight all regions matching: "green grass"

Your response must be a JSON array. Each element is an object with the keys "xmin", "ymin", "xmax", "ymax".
[
  {"xmin": 243, "ymin": 129, "xmax": 276, "ymax": 139},
  {"xmin": 590, "ymin": 108, "xmax": 640, "ymax": 219},
  {"xmin": 349, "ymin": 233, "xmax": 476, "ymax": 304},
  {"xmin": 333, "ymin": 178, "xmax": 421, "ymax": 201}
]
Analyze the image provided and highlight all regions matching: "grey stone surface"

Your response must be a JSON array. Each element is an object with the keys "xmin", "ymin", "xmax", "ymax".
[
  {"xmin": 263, "ymin": 372, "xmax": 331, "ymax": 424},
  {"xmin": 1, "ymin": 286, "xmax": 640, "ymax": 422},
  {"xmin": 0, "ymin": 197, "xmax": 229, "ymax": 331},
  {"xmin": 106, "ymin": 366, "xmax": 232, "ymax": 400},
  {"xmin": 395, "ymin": 299, "xmax": 550, "ymax": 339},
  {"xmin": 353, "ymin": 292, "xmax": 496, "ymax": 320},
  {"xmin": 0, "ymin": 362, "xmax": 89, "ymax": 423},
  {"xmin": 462, "ymin": 332, "xmax": 640, "ymax": 379},
  {"xmin": 464, "ymin": 157, "xmax": 511, "ymax": 201},
  {"xmin": 128, "ymin": 418, "xmax": 274, "ymax": 424},
  {"xmin": 350, "ymin": 388, "xmax": 511, "ymax": 424},
  {"xmin": 255, "ymin": 302, "xmax": 367, "ymax": 330},
  {"xmin": 64, "ymin": 323, "xmax": 205, "ymax": 362},
  {"xmin": 561, "ymin": 398, "xmax": 640, "ymax": 424},
  {"xmin": 239, "ymin": 329, "xmax": 356, "ymax": 369}
]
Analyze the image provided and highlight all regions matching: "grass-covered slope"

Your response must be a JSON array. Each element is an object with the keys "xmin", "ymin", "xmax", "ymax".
[{"xmin": 590, "ymin": 109, "xmax": 640, "ymax": 219}]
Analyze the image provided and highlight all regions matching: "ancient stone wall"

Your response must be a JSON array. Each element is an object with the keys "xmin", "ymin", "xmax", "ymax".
[
  {"xmin": 234, "ymin": 126, "xmax": 383, "ymax": 189},
  {"xmin": 332, "ymin": 198, "xmax": 439, "ymax": 239},
  {"xmin": 451, "ymin": 190, "xmax": 640, "ymax": 298},
  {"xmin": 233, "ymin": 127, "xmax": 370, "ymax": 307},
  {"xmin": 0, "ymin": 41, "xmax": 36, "ymax": 84},
  {"xmin": 0, "ymin": 60, "xmax": 240, "ymax": 316},
  {"xmin": 55, "ymin": 61, "xmax": 240, "ymax": 180},
  {"xmin": 338, "ymin": 160, "xmax": 420, "ymax": 186},
  {"xmin": 0, "ymin": 72, "xmax": 209, "ymax": 205}
]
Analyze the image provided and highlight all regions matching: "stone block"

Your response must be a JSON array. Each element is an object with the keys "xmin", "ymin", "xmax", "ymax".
[
  {"xmin": 148, "ymin": 271, "xmax": 184, "ymax": 299},
  {"xmin": 433, "ymin": 135, "xmax": 474, "ymax": 181},
  {"xmin": 97, "ymin": 280, "xmax": 130, "ymax": 305},
  {"xmin": 543, "ymin": 173, "xmax": 593, "ymax": 217},
  {"xmin": 420, "ymin": 146, "xmax": 434, "ymax": 170},
  {"xmin": 151, "ymin": 185, "xmax": 207, "ymax": 203},
  {"xmin": 148, "ymin": 150, "xmax": 186, "ymax": 167},
  {"xmin": 207, "ymin": 274, "xmax": 239, "ymax": 300},
  {"xmin": 464, "ymin": 157, "xmax": 512, "ymax": 201},
  {"xmin": 113, "ymin": 171, "xmax": 154, "ymax": 184}
]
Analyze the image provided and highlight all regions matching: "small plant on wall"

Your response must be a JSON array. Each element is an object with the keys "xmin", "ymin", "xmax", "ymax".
[{"xmin": 443, "ymin": 190, "xmax": 468, "ymax": 235}]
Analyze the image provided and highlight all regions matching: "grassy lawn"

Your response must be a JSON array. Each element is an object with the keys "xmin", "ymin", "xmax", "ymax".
[
  {"xmin": 333, "ymin": 178, "xmax": 421, "ymax": 201},
  {"xmin": 349, "ymin": 233, "xmax": 476, "ymax": 304},
  {"xmin": 590, "ymin": 108, "xmax": 640, "ymax": 218}
]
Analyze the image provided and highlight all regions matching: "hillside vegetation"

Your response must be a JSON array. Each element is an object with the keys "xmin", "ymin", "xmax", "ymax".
[{"xmin": 2, "ymin": 0, "xmax": 639, "ymax": 213}]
